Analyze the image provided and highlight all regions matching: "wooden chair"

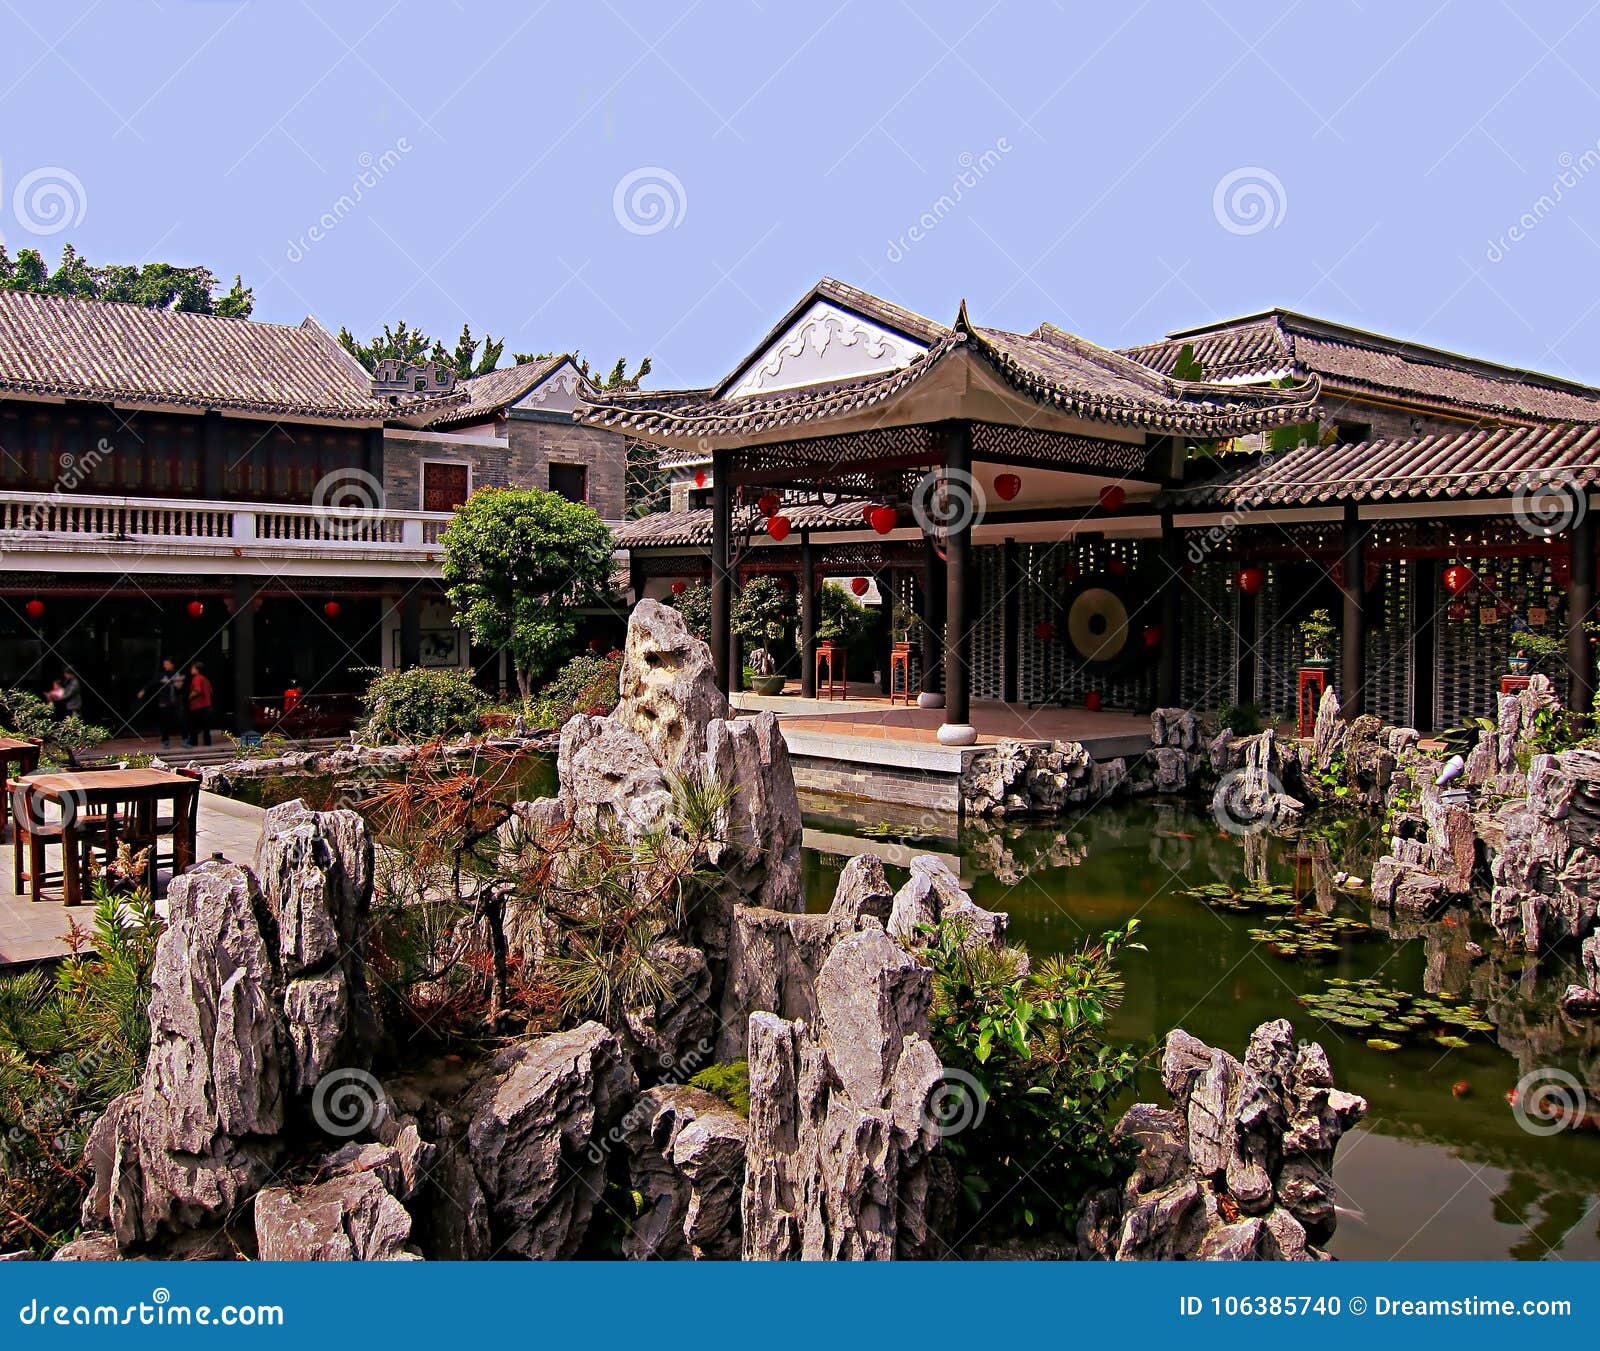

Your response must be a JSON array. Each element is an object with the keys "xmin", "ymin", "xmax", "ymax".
[{"xmin": 13, "ymin": 794, "xmax": 107, "ymax": 904}]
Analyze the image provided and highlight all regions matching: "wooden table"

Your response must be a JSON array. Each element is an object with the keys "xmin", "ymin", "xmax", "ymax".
[
  {"xmin": 0, "ymin": 737, "xmax": 42, "ymax": 835},
  {"xmin": 13, "ymin": 768, "xmax": 199, "ymax": 904}
]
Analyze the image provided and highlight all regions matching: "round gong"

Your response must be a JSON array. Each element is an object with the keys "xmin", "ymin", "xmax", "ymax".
[{"xmin": 1065, "ymin": 585, "xmax": 1131, "ymax": 665}]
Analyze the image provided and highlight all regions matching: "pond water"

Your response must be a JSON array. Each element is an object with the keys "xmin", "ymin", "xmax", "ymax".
[
  {"xmin": 802, "ymin": 799, "xmax": 1600, "ymax": 1260},
  {"xmin": 230, "ymin": 762, "xmax": 1600, "ymax": 1259}
]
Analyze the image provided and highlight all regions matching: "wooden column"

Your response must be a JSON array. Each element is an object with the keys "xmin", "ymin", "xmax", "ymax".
[
  {"xmin": 231, "ymin": 578, "xmax": 256, "ymax": 734},
  {"xmin": 1236, "ymin": 577, "xmax": 1258, "ymax": 707},
  {"xmin": 1158, "ymin": 510, "xmax": 1183, "ymax": 707},
  {"xmin": 939, "ymin": 421, "xmax": 976, "ymax": 743},
  {"xmin": 1412, "ymin": 558, "xmax": 1438, "ymax": 733},
  {"xmin": 710, "ymin": 467, "xmax": 732, "ymax": 695},
  {"xmin": 1568, "ymin": 512, "xmax": 1595, "ymax": 713},
  {"xmin": 919, "ymin": 535, "xmax": 944, "ymax": 702},
  {"xmin": 799, "ymin": 532, "xmax": 817, "ymax": 698},
  {"xmin": 1340, "ymin": 503, "xmax": 1369, "ymax": 718}
]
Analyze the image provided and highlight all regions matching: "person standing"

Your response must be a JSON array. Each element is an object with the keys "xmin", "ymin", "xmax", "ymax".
[
  {"xmin": 136, "ymin": 658, "xmax": 184, "ymax": 749},
  {"xmin": 184, "ymin": 661, "xmax": 214, "ymax": 747},
  {"xmin": 45, "ymin": 668, "xmax": 82, "ymax": 721}
]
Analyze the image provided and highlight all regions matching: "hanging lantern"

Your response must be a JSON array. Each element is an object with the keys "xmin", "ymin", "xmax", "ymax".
[
  {"xmin": 23, "ymin": 598, "xmax": 45, "ymax": 620},
  {"xmin": 1034, "ymin": 620, "xmax": 1056, "ymax": 642},
  {"xmin": 1143, "ymin": 624, "xmax": 1163, "ymax": 649},
  {"xmin": 670, "ymin": 580, "xmax": 687, "ymax": 596},
  {"xmin": 1236, "ymin": 566, "xmax": 1265, "ymax": 596},
  {"xmin": 1085, "ymin": 690, "xmax": 1103, "ymax": 712},
  {"xmin": 186, "ymin": 600, "xmax": 205, "ymax": 619},
  {"xmin": 1442, "ymin": 564, "xmax": 1474, "ymax": 596},
  {"xmin": 1107, "ymin": 558, "xmax": 1128, "ymax": 577},
  {"xmin": 757, "ymin": 492, "xmax": 780, "ymax": 518},
  {"xmin": 693, "ymin": 470, "xmax": 706, "ymax": 488},
  {"xmin": 993, "ymin": 472, "xmax": 1022, "ymax": 502},
  {"xmin": 869, "ymin": 506, "xmax": 898, "ymax": 535},
  {"xmin": 766, "ymin": 514, "xmax": 791, "ymax": 542},
  {"xmin": 849, "ymin": 576, "xmax": 869, "ymax": 597},
  {"xmin": 862, "ymin": 503, "xmax": 878, "ymax": 523},
  {"xmin": 1098, "ymin": 484, "xmax": 1127, "ymax": 512},
  {"xmin": 323, "ymin": 601, "xmax": 341, "ymax": 620}
]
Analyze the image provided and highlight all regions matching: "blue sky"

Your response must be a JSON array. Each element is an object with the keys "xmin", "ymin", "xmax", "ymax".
[{"xmin": 3, "ymin": 1, "xmax": 1600, "ymax": 389}]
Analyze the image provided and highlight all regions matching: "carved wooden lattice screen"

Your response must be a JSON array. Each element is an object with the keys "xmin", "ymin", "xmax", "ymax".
[{"xmin": 1178, "ymin": 559, "xmax": 1239, "ymax": 711}]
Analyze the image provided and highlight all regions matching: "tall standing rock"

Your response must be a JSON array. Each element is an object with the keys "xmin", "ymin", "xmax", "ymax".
[
  {"xmin": 614, "ymin": 598, "xmax": 729, "ymax": 779},
  {"xmin": 623, "ymin": 1084, "xmax": 748, "ymax": 1260}
]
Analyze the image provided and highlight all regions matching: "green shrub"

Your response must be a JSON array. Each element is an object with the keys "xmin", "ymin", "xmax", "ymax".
[
  {"xmin": 527, "ymin": 651, "xmax": 623, "ymax": 728},
  {"xmin": 1215, "ymin": 701, "xmax": 1262, "ymax": 736},
  {"xmin": 689, "ymin": 1061, "xmax": 750, "ymax": 1116},
  {"xmin": 0, "ymin": 688, "xmax": 108, "ymax": 767},
  {"xmin": 359, "ymin": 666, "xmax": 487, "ymax": 744},
  {"xmin": 667, "ymin": 583, "xmax": 711, "ymax": 640}
]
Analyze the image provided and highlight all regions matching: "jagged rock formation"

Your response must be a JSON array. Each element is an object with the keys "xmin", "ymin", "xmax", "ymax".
[
  {"xmin": 961, "ymin": 738, "xmax": 1124, "ymax": 817},
  {"xmin": 1490, "ymin": 749, "xmax": 1600, "ymax": 950},
  {"xmin": 1466, "ymin": 676, "xmax": 1559, "ymax": 795},
  {"xmin": 254, "ymin": 1141, "xmax": 420, "ymax": 1261},
  {"xmin": 1372, "ymin": 780, "xmax": 1476, "ymax": 912},
  {"xmin": 623, "ymin": 1085, "xmax": 748, "ymax": 1260},
  {"xmin": 1078, "ymin": 1020, "xmax": 1366, "ymax": 1261},
  {"xmin": 887, "ymin": 854, "xmax": 1008, "ymax": 949},
  {"xmin": 1148, "ymin": 707, "xmax": 1204, "ymax": 793},
  {"xmin": 742, "ymin": 925, "xmax": 953, "ymax": 1260},
  {"xmin": 1210, "ymin": 728, "xmax": 1303, "ymax": 830}
]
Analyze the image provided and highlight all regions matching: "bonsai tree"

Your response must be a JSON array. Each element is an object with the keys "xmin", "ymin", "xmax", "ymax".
[
  {"xmin": 440, "ymin": 488, "xmax": 615, "ymax": 699},
  {"xmin": 667, "ymin": 581, "xmax": 712, "ymax": 640},
  {"xmin": 1299, "ymin": 608, "xmax": 1335, "ymax": 667},
  {"xmin": 731, "ymin": 576, "xmax": 796, "ymax": 689},
  {"xmin": 0, "ymin": 687, "xmax": 108, "ymax": 767},
  {"xmin": 818, "ymin": 581, "xmax": 872, "ymax": 647}
]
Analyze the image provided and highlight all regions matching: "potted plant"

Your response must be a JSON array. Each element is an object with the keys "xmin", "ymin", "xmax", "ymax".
[
  {"xmin": 1299, "ymin": 608, "xmax": 1334, "ymax": 668},
  {"xmin": 732, "ymin": 576, "xmax": 797, "ymax": 696}
]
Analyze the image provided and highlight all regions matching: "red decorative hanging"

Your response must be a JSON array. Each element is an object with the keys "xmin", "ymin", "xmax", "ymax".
[
  {"xmin": 1033, "ymin": 620, "xmax": 1056, "ymax": 641},
  {"xmin": 993, "ymin": 472, "xmax": 1021, "ymax": 502},
  {"xmin": 323, "ymin": 601, "xmax": 341, "ymax": 619},
  {"xmin": 1085, "ymin": 690, "xmax": 1103, "ymax": 712},
  {"xmin": 1143, "ymin": 624, "xmax": 1163, "ymax": 649},
  {"xmin": 1442, "ymin": 564, "xmax": 1474, "ymax": 596},
  {"xmin": 186, "ymin": 600, "xmax": 205, "ymax": 619},
  {"xmin": 849, "ymin": 576, "xmax": 869, "ymax": 596},
  {"xmin": 693, "ymin": 470, "xmax": 706, "ymax": 488},
  {"xmin": 670, "ymin": 580, "xmax": 687, "ymax": 596},
  {"xmin": 757, "ymin": 492, "xmax": 780, "ymax": 518},
  {"xmin": 1236, "ymin": 566, "xmax": 1265, "ymax": 596},
  {"xmin": 1107, "ymin": 558, "xmax": 1127, "ymax": 577},
  {"xmin": 23, "ymin": 598, "xmax": 45, "ymax": 620},
  {"xmin": 1098, "ymin": 484, "xmax": 1126, "ymax": 512},
  {"xmin": 869, "ymin": 506, "xmax": 898, "ymax": 535},
  {"xmin": 766, "ymin": 514, "xmax": 791, "ymax": 542},
  {"xmin": 862, "ymin": 503, "xmax": 878, "ymax": 523}
]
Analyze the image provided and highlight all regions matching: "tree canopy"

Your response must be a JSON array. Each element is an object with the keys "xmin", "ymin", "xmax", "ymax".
[
  {"xmin": 440, "ymin": 488, "xmax": 616, "ymax": 698},
  {"xmin": 0, "ymin": 244, "xmax": 253, "ymax": 316},
  {"xmin": 338, "ymin": 320, "xmax": 506, "ymax": 379}
]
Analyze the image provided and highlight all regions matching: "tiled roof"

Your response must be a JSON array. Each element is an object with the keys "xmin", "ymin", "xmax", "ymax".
[
  {"xmin": 579, "ymin": 294, "xmax": 1320, "ymax": 442},
  {"xmin": 423, "ymin": 354, "xmax": 571, "ymax": 429},
  {"xmin": 1122, "ymin": 310, "xmax": 1600, "ymax": 425},
  {"xmin": 0, "ymin": 289, "xmax": 462, "ymax": 423},
  {"xmin": 615, "ymin": 499, "xmax": 873, "ymax": 547},
  {"xmin": 1166, "ymin": 423, "xmax": 1600, "ymax": 509}
]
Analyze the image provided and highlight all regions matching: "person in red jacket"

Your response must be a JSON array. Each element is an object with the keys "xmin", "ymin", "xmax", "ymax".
[{"xmin": 184, "ymin": 661, "xmax": 214, "ymax": 747}]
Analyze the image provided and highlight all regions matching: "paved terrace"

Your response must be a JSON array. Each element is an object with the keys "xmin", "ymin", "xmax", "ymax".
[{"xmin": 0, "ymin": 791, "xmax": 266, "ymax": 968}]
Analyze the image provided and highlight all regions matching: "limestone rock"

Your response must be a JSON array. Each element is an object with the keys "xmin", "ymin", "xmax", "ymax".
[
  {"xmin": 887, "ymin": 854, "xmax": 1006, "ymax": 948},
  {"xmin": 1559, "ymin": 983, "xmax": 1600, "ymax": 1016},
  {"xmin": 703, "ymin": 710, "xmax": 803, "ymax": 917},
  {"xmin": 828, "ymin": 854, "xmax": 895, "ymax": 927},
  {"xmin": 1489, "ymin": 748, "xmax": 1600, "ymax": 949},
  {"xmin": 1151, "ymin": 708, "xmax": 1200, "ymax": 750},
  {"xmin": 624, "ymin": 1084, "xmax": 748, "ymax": 1260},
  {"xmin": 51, "ymin": 1234, "xmax": 122, "ymax": 1262},
  {"xmin": 254, "ymin": 1168, "xmax": 415, "ymax": 1261},
  {"xmin": 614, "ymin": 598, "xmax": 729, "ymax": 778},
  {"xmin": 558, "ymin": 714, "xmax": 672, "ymax": 840}
]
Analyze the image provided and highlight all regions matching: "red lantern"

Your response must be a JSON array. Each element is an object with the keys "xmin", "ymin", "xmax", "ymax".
[
  {"xmin": 1108, "ymin": 559, "xmax": 1128, "ymax": 577},
  {"xmin": 869, "ymin": 506, "xmax": 898, "ymax": 535},
  {"xmin": 670, "ymin": 580, "xmax": 687, "ymax": 596},
  {"xmin": 757, "ymin": 492, "xmax": 780, "ymax": 518},
  {"xmin": 23, "ymin": 598, "xmax": 44, "ymax": 620},
  {"xmin": 693, "ymin": 470, "xmax": 706, "ymax": 488},
  {"xmin": 1236, "ymin": 566, "xmax": 1265, "ymax": 596},
  {"xmin": 186, "ymin": 600, "xmax": 205, "ymax": 619},
  {"xmin": 766, "ymin": 514, "xmax": 791, "ymax": 542},
  {"xmin": 993, "ymin": 472, "xmax": 1021, "ymax": 502},
  {"xmin": 1098, "ymin": 484, "xmax": 1127, "ymax": 512},
  {"xmin": 323, "ymin": 601, "xmax": 341, "ymax": 620},
  {"xmin": 850, "ymin": 576, "xmax": 869, "ymax": 597},
  {"xmin": 1442, "ymin": 564, "xmax": 1474, "ymax": 596},
  {"xmin": 1085, "ymin": 690, "xmax": 1103, "ymax": 712},
  {"xmin": 862, "ymin": 503, "xmax": 878, "ymax": 523},
  {"xmin": 1143, "ymin": 624, "xmax": 1163, "ymax": 649},
  {"xmin": 1034, "ymin": 620, "xmax": 1056, "ymax": 642}
]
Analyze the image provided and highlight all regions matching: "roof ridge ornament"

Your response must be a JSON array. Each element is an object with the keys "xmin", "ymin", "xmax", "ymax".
[{"xmin": 370, "ymin": 358, "xmax": 457, "ymax": 401}]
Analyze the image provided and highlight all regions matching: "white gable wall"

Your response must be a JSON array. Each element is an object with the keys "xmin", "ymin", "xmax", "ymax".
[
  {"xmin": 725, "ymin": 300, "xmax": 928, "ymax": 398},
  {"xmin": 512, "ymin": 359, "xmax": 587, "ymax": 416}
]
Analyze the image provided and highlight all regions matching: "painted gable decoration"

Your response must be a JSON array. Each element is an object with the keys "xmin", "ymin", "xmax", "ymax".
[
  {"xmin": 513, "ymin": 359, "xmax": 587, "ymax": 415},
  {"xmin": 725, "ymin": 300, "xmax": 928, "ymax": 399}
]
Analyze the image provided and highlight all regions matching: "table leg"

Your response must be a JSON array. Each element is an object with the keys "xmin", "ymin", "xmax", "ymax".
[{"xmin": 62, "ymin": 819, "xmax": 81, "ymax": 906}]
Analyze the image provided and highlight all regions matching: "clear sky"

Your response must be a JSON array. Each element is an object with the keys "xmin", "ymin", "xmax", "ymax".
[{"xmin": 3, "ymin": 1, "xmax": 1599, "ymax": 390}]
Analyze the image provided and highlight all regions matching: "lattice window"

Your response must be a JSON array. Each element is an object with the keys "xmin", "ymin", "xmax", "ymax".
[
  {"xmin": 1179, "ymin": 560, "xmax": 1239, "ymax": 712},
  {"xmin": 969, "ymin": 546, "xmax": 1005, "ymax": 701}
]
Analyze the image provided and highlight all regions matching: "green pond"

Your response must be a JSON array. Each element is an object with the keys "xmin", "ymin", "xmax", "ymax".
[{"xmin": 233, "ymin": 764, "xmax": 1600, "ymax": 1259}]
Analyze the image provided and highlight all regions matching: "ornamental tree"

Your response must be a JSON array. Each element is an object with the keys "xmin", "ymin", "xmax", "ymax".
[{"xmin": 440, "ymin": 488, "xmax": 615, "ymax": 698}]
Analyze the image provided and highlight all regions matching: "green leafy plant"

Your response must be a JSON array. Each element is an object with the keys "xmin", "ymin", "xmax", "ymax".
[
  {"xmin": 527, "ymin": 651, "xmax": 623, "ymax": 728},
  {"xmin": 921, "ymin": 918, "xmax": 1147, "ymax": 1236},
  {"xmin": 441, "ymin": 488, "xmax": 616, "ymax": 698},
  {"xmin": 0, "ymin": 688, "xmax": 108, "ymax": 768},
  {"xmin": 689, "ymin": 1061, "xmax": 750, "ymax": 1116},
  {"xmin": 731, "ymin": 576, "xmax": 797, "ymax": 681},
  {"xmin": 667, "ymin": 582, "xmax": 712, "ymax": 640},
  {"xmin": 1299, "ymin": 608, "xmax": 1335, "ymax": 663},
  {"xmin": 818, "ymin": 582, "xmax": 872, "ymax": 645},
  {"xmin": 359, "ymin": 666, "xmax": 487, "ymax": 744},
  {"xmin": 1215, "ymin": 701, "xmax": 1262, "ymax": 736}
]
